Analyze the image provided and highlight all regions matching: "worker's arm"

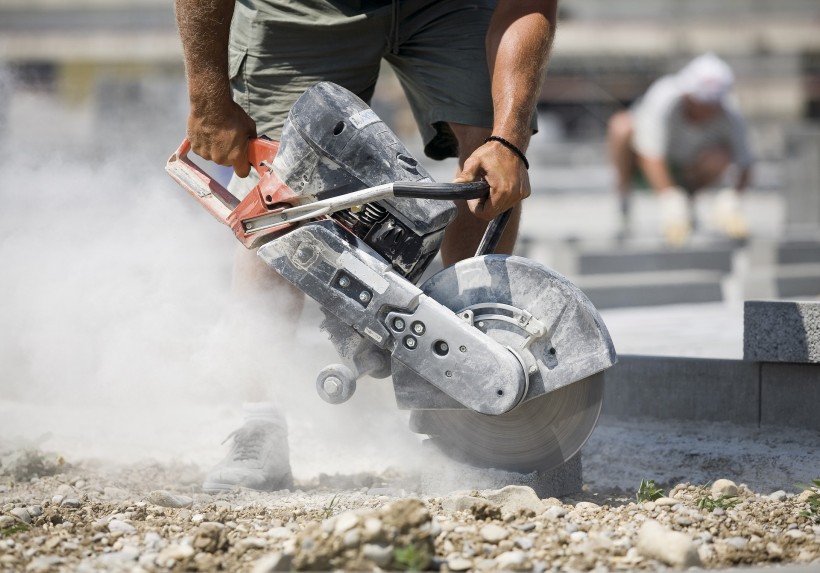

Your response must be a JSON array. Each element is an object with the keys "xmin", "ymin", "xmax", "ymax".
[
  {"xmin": 175, "ymin": 0, "xmax": 256, "ymax": 177},
  {"xmin": 459, "ymin": 0, "xmax": 558, "ymax": 220},
  {"xmin": 636, "ymin": 154, "xmax": 677, "ymax": 193}
]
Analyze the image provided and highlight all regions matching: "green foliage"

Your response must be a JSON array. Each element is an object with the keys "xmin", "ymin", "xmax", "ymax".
[
  {"xmin": 393, "ymin": 543, "xmax": 431, "ymax": 572},
  {"xmin": 322, "ymin": 494, "xmax": 339, "ymax": 519},
  {"xmin": 0, "ymin": 523, "xmax": 30, "ymax": 537},
  {"xmin": 696, "ymin": 494, "xmax": 739, "ymax": 511},
  {"xmin": 797, "ymin": 478, "xmax": 820, "ymax": 523},
  {"xmin": 636, "ymin": 479, "xmax": 665, "ymax": 503}
]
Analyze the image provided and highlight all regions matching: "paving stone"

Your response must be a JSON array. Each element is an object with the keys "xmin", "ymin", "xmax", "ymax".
[
  {"xmin": 576, "ymin": 271, "xmax": 724, "ymax": 309},
  {"xmin": 601, "ymin": 355, "xmax": 759, "ymax": 424},
  {"xmin": 576, "ymin": 245, "xmax": 734, "ymax": 275},
  {"xmin": 760, "ymin": 363, "xmax": 820, "ymax": 431},
  {"xmin": 744, "ymin": 300, "xmax": 820, "ymax": 363}
]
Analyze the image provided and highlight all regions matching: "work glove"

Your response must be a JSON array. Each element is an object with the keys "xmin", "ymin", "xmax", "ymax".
[
  {"xmin": 713, "ymin": 187, "xmax": 749, "ymax": 239},
  {"xmin": 659, "ymin": 186, "xmax": 691, "ymax": 247}
]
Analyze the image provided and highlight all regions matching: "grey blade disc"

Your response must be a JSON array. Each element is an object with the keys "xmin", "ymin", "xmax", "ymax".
[
  {"xmin": 408, "ymin": 254, "xmax": 606, "ymax": 472},
  {"xmin": 413, "ymin": 373, "xmax": 602, "ymax": 472}
]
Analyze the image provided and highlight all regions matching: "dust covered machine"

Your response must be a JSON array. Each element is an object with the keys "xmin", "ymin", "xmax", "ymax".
[{"xmin": 166, "ymin": 82, "xmax": 616, "ymax": 472}]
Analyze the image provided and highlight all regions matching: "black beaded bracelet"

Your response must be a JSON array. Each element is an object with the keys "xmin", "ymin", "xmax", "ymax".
[{"xmin": 484, "ymin": 136, "xmax": 529, "ymax": 170}]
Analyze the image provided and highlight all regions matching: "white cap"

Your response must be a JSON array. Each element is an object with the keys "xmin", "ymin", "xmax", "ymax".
[{"xmin": 676, "ymin": 53, "xmax": 734, "ymax": 103}]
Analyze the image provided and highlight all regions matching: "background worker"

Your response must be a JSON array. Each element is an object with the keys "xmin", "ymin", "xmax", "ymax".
[
  {"xmin": 174, "ymin": 0, "xmax": 558, "ymax": 492},
  {"xmin": 607, "ymin": 52, "xmax": 754, "ymax": 244}
]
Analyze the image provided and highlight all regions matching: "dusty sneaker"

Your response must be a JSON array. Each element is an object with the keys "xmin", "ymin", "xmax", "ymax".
[{"xmin": 203, "ymin": 404, "xmax": 293, "ymax": 493}]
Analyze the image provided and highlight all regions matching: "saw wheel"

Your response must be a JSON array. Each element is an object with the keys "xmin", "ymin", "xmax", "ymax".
[{"xmin": 405, "ymin": 255, "xmax": 607, "ymax": 473}]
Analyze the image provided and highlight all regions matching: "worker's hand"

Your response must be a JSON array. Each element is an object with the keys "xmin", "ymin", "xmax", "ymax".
[
  {"xmin": 455, "ymin": 139, "xmax": 531, "ymax": 220},
  {"xmin": 187, "ymin": 99, "xmax": 257, "ymax": 178}
]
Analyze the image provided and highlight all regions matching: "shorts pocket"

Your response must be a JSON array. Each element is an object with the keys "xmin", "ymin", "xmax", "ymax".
[{"xmin": 228, "ymin": 44, "xmax": 249, "ymax": 110}]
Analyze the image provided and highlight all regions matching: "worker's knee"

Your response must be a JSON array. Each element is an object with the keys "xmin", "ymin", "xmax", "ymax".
[{"xmin": 607, "ymin": 110, "xmax": 634, "ymax": 143}]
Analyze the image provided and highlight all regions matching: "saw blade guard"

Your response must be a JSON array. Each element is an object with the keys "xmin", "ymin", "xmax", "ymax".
[{"xmin": 392, "ymin": 254, "xmax": 617, "ymax": 411}]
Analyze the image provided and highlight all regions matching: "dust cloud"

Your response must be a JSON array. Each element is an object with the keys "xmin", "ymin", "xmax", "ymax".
[{"xmin": 0, "ymin": 74, "xmax": 425, "ymax": 481}]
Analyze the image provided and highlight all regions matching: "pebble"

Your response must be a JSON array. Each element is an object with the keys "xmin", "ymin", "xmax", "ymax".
[
  {"xmin": 362, "ymin": 543, "xmax": 393, "ymax": 567},
  {"xmin": 60, "ymin": 499, "xmax": 81, "ymax": 509},
  {"xmin": 107, "ymin": 520, "xmax": 136, "ymax": 535},
  {"xmin": 447, "ymin": 556, "xmax": 473, "ymax": 571},
  {"xmin": 333, "ymin": 511, "xmax": 359, "ymax": 534},
  {"xmin": 637, "ymin": 519, "xmax": 701, "ymax": 568},
  {"xmin": 542, "ymin": 506, "xmax": 567, "ymax": 520},
  {"xmin": 147, "ymin": 490, "xmax": 194, "ymax": 509},
  {"xmin": 252, "ymin": 552, "xmax": 292, "ymax": 573},
  {"xmin": 480, "ymin": 523, "xmax": 509, "ymax": 543},
  {"xmin": 482, "ymin": 485, "xmax": 543, "ymax": 515},
  {"xmin": 157, "ymin": 543, "xmax": 195, "ymax": 563},
  {"xmin": 496, "ymin": 550, "xmax": 527, "ymax": 568},
  {"xmin": 711, "ymin": 479, "xmax": 738, "ymax": 498},
  {"xmin": 768, "ymin": 490, "xmax": 787, "ymax": 502},
  {"xmin": 655, "ymin": 497, "xmax": 678, "ymax": 507},
  {"xmin": 10, "ymin": 508, "xmax": 32, "ymax": 524}
]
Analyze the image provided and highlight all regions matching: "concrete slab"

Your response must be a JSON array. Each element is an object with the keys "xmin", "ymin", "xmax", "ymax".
[
  {"xmin": 744, "ymin": 300, "xmax": 820, "ymax": 362},
  {"xmin": 601, "ymin": 355, "xmax": 759, "ymax": 424},
  {"xmin": 576, "ymin": 270, "xmax": 724, "ymax": 309},
  {"xmin": 760, "ymin": 363, "xmax": 820, "ymax": 431},
  {"xmin": 420, "ymin": 441, "xmax": 583, "ymax": 498},
  {"xmin": 576, "ymin": 244, "xmax": 735, "ymax": 275}
]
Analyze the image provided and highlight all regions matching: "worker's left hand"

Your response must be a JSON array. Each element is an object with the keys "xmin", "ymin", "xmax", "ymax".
[{"xmin": 455, "ymin": 139, "xmax": 531, "ymax": 220}]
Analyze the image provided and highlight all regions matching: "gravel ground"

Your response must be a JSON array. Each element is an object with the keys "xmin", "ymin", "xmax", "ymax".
[{"xmin": 2, "ymin": 418, "xmax": 819, "ymax": 573}]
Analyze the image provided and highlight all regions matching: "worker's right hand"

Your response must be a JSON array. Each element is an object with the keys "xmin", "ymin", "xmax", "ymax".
[{"xmin": 186, "ymin": 100, "xmax": 257, "ymax": 178}]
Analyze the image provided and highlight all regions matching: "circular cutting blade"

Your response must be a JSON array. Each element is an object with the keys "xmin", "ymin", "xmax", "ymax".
[
  {"xmin": 413, "ymin": 373, "xmax": 602, "ymax": 472},
  {"xmin": 407, "ymin": 254, "xmax": 606, "ymax": 472}
]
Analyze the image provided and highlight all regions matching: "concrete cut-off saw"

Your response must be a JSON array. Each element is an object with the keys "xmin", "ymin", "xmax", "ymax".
[{"xmin": 166, "ymin": 82, "xmax": 617, "ymax": 472}]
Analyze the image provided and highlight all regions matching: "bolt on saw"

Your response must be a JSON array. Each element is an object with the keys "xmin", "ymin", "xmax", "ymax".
[{"xmin": 167, "ymin": 82, "xmax": 617, "ymax": 472}]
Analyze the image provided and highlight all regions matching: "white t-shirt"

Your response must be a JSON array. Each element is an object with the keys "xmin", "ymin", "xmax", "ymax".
[{"xmin": 630, "ymin": 75, "xmax": 753, "ymax": 168}]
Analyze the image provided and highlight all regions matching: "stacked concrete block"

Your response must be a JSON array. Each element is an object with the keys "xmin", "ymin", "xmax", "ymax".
[{"xmin": 744, "ymin": 300, "xmax": 820, "ymax": 431}]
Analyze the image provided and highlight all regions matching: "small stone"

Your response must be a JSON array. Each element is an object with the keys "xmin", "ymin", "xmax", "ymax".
[
  {"xmin": 797, "ymin": 489, "xmax": 816, "ymax": 503},
  {"xmin": 50, "ymin": 495, "xmax": 64, "ymax": 506},
  {"xmin": 514, "ymin": 536, "xmax": 534, "ymax": 550},
  {"xmin": 480, "ymin": 523, "xmax": 509, "ymax": 543},
  {"xmin": 768, "ymin": 490, "xmax": 787, "ymax": 502},
  {"xmin": 575, "ymin": 501, "xmax": 599, "ymax": 511},
  {"xmin": 252, "ymin": 552, "xmax": 293, "ymax": 573},
  {"xmin": 107, "ymin": 520, "xmax": 136, "ymax": 535},
  {"xmin": 193, "ymin": 522, "xmax": 228, "ymax": 553},
  {"xmin": 334, "ymin": 511, "xmax": 359, "ymax": 534},
  {"xmin": 496, "ymin": 550, "xmax": 527, "ymax": 568},
  {"xmin": 447, "ymin": 557, "xmax": 473, "ymax": 571},
  {"xmin": 147, "ymin": 490, "xmax": 194, "ymax": 509},
  {"xmin": 483, "ymin": 485, "xmax": 543, "ymax": 515},
  {"xmin": 543, "ymin": 506, "xmax": 566, "ymax": 520},
  {"xmin": 726, "ymin": 537, "xmax": 748, "ymax": 549},
  {"xmin": 362, "ymin": 543, "xmax": 393, "ymax": 567},
  {"xmin": 343, "ymin": 528, "xmax": 360, "ymax": 548},
  {"xmin": 10, "ymin": 508, "xmax": 32, "ymax": 524},
  {"xmin": 655, "ymin": 497, "xmax": 678, "ymax": 507},
  {"xmin": 363, "ymin": 517, "xmax": 382, "ymax": 538},
  {"xmin": 710, "ymin": 480, "xmax": 738, "ymax": 498},
  {"xmin": 0, "ymin": 516, "xmax": 15, "ymax": 528},
  {"xmin": 637, "ymin": 520, "xmax": 701, "ymax": 568},
  {"xmin": 60, "ymin": 498, "xmax": 81, "ymax": 509},
  {"xmin": 238, "ymin": 537, "xmax": 268, "ymax": 552},
  {"xmin": 267, "ymin": 526, "xmax": 292, "ymax": 539},
  {"xmin": 28, "ymin": 505, "xmax": 43, "ymax": 518},
  {"xmin": 157, "ymin": 543, "xmax": 195, "ymax": 563}
]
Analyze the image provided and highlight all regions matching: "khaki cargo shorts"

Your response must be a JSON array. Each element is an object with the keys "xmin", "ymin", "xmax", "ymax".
[{"xmin": 227, "ymin": 0, "xmax": 504, "ymax": 161}]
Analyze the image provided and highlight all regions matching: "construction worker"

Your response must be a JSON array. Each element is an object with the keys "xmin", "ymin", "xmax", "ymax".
[
  {"xmin": 174, "ymin": 0, "xmax": 558, "ymax": 492},
  {"xmin": 607, "ymin": 53, "xmax": 754, "ymax": 244}
]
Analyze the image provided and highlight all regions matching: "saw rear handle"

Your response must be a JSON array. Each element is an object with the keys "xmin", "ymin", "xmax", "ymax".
[{"xmin": 166, "ymin": 137, "xmax": 495, "ymax": 248}]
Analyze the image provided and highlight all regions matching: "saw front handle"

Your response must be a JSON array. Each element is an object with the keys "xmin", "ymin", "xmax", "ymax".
[
  {"xmin": 167, "ymin": 136, "xmax": 504, "ymax": 250},
  {"xmin": 166, "ymin": 137, "xmax": 305, "ymax": 247}
]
